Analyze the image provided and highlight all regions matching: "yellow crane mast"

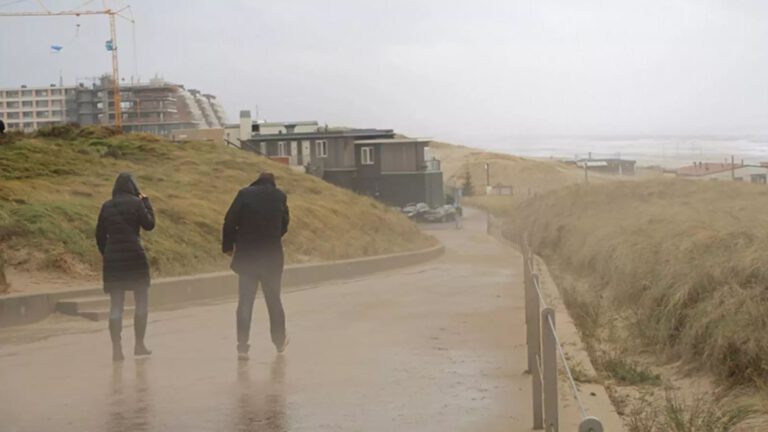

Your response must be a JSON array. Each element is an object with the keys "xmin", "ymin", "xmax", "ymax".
[{"xmin": 0, "ymin": 2, "xmax": 133, "ymax": 129}]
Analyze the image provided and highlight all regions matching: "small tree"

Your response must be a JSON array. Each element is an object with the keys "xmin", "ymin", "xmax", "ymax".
[{"xmin": 462, "ymin": 168, "xmax": 474, "ymax": 196}]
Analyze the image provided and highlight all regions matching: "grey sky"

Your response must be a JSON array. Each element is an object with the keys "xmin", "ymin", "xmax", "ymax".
[{"xmin": 1, "ymin": 0, "xmax": 767, "ymax": 145}]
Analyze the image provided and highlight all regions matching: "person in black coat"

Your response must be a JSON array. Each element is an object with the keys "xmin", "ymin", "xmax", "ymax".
[
  {"xmin": 223, "ymin": 172, "xmax": 290, "ymax": 359},
  {"xmin": 96, "ymin": 173, "xmax": 155, "ymax": 362}
]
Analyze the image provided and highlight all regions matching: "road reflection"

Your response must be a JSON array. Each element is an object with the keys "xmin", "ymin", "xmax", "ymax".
[
  {"xmin": 107, "ymin": 359, "xmax": 153, "ymax": 431},
  {"xmin": 236, "ymin": 356, "xmax": 289, "ymax": 431}
]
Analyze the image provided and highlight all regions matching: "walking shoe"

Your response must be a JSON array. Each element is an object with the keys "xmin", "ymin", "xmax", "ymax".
[
  {"xmin": 275, "ymin": 337, "xmax": 290, "ymax": 354},
  {"xmin": 134, "ymin": 344, "xmax": 152, "ymax": 357}
]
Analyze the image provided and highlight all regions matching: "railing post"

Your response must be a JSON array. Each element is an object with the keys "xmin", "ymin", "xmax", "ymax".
[
  {"xmin": 523, "ymin": 245, "xmax": 533, "ymax": 374},
  {"xmin": 542, "ymin": 307, "xmax": 558, "ymax": 432},
  {"xmin": 578, "ymin": 417, "xmax": 604, "ymax": 432},
  {"xmin": 532, "ymin": 273, "xmax": 543, "ymax": 430}
]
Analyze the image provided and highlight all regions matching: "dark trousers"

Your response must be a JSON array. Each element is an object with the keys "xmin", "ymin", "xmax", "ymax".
[{"xmin": 236, "ymin": 271, "xmax": 285, "ymax": 353}]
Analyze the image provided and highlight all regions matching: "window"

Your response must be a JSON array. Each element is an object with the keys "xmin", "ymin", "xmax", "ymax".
[
  {"xmin": 5, "ymin": 91, "xmax": 19, "ymax": 98},
  {"xmin": 316, "ymin": 140, "xmax": 328, "ymax": 158},
  {"xmin": 51, "ymin": 100, "xmax": 62, "ymax": 108},
  {"xmin": 6, "ymin": 101, "xmax": 19, "ymax": 109},
  {"xmin": 51, "ymin": 110, "xmax": 63, "ymax": 118},
  {"xmin": 361, "ymin": 146, "xmax": 375, "ymax": 165},
  {"xmin": 277, "ymin": 141, "xmax": 287, "ymax": 156},
  {"xmin": 22, "ymin": 101, "xmax": 33, "ymax": 108},
  {"xmin": 6, "ymin": 112, "xmax": 20, "ymax": 119},
  {"xmin": 50, "ymin": 89, "xmax": 62, "ymax": 96},
  {"xmin": 35, "ymin": 89, "xmax": 48, "ymax": 97},
  {"xmin": 22, "ymin": 122, "xmax": 34, "ymax": 130},
  {"xmin": 22, "ymin": 111, "xmax": 33, "ymax": 119},
  {"xmin": 20, "ymin": 90, "xmax": 32, "ymax": 98},
  {"xmin": 36, "ymin": 100, "xmax": 49, "ymax": 108}
]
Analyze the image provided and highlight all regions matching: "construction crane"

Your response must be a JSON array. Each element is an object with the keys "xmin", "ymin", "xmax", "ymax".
[{"xmin": 0, "ymin": 1, "xmax": 134, "ymax": 129}]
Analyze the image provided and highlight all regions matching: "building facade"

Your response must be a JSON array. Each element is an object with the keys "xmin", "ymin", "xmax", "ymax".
[
  {"xmin": 0, "ymin": 85, "xmax": 78, "ymax": 131},
  {"xmin": 676, "ymin": 162, "xmax": 768, "ymax": 183},
  {"xmin": 568, "ymin": 158, "xmax": 637, "ymax": 175},
  {"xmin": 240, "ymin": 117, "xmax": 444, "ymax": 207},
  {"xmin": 0, "ymin": 76, "xmax": 227, "ymax": 136}
]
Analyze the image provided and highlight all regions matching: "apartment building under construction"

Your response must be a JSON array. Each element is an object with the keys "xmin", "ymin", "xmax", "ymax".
[{"xmin": 0, "ymin": 76, "xmax": 227, "ymax": 136}]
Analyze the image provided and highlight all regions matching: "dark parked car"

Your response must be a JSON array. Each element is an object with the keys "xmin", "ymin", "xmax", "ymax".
[
  {"xmin": 424, "ymin": 205, "xmax": 457, "ymax": 223},
  {"xmin": 402, "ymin": 202, "xmax": 431, "ymax": 220}
]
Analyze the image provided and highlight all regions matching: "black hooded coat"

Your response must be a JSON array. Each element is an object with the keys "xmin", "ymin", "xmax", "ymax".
[
  {"xmin": 222, "ymin": 175, "xmax": 289, "ymax": 277},
  {"xmin": 96, "ymin": 173, "xmax": 155, "ymax": 292}
]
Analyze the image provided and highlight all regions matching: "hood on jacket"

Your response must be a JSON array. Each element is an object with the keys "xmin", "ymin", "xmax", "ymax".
[
  {"xmin": 251, "ymin": 172, "xmax": 276, "ymax": 188},
  {"xmin": 112, "ymin": 172, "xmax": 141, "ymax": 198}
]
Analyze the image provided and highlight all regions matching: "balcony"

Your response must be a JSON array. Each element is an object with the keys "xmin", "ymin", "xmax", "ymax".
[{"xmin": 421, "ymin": 158, "xmax": 441, "ymax": 172}]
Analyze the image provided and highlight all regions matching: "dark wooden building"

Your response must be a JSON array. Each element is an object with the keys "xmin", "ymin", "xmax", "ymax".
[{"xmin": 242, "ymin": 129, "xmax": 444, "ymax": 207}]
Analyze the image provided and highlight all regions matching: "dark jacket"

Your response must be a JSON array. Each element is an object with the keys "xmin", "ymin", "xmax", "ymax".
[
  {"xmin": 96, "ymin": 173, "xmax": 155, "ymax": 292},
  {"xmin": 222, "ymin": 179, "xmax": 289, "ymax": 276}
]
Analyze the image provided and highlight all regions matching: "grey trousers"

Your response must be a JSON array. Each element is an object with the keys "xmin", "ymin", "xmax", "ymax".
[{"xmin": 237, "ymin": 272, "xmax": 285, "ymax": 353}]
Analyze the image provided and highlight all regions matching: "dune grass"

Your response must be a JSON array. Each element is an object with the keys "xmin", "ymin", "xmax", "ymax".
[
  {"xmin": 0, "ymin": 126, "xmax": 436, "ymax": 293},
  {"xmin": 501, "ymin": 179, "xmax": 768, "ymax": 386},
  {"xmin": 626, "ymin": 392, "xmax": 754, "ymax": 432},
  {"xmin": 429, "ymin": 140, "xmax": 630, "ymax": 198}
]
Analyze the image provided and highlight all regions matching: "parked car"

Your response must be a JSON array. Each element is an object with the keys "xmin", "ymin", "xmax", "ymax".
[
  {"xmin": 401, "ymin": 202, "xmax": 431, "ymax": 221},
  {"xmin": 424, "ymin": 205, "xmax": 457, "ymax": 223}
]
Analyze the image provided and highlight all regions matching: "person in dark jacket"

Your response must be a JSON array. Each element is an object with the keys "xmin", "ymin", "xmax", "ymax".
[
  {"xmin": 96, "ymin": 173, "xmax": 156, "ymax": 362},
  {"xmin": 222, "ymin": 172, "xmax": 290, "ymax": 359}
]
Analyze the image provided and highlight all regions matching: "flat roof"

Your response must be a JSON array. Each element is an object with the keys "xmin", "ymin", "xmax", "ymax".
[
  {"xmin": 1, "ymin": 85, "xmax": 75, "ymax": 91},
  {"xmin": 354, "ymin": 138, "xmax": 432, "ymax": 145},
  {"xmin": 259, "ymin": 121, "xmax": 319, "ymax": 126},
  {"xmin": 676, "ymin": 163, "xmax": 764, "ymax": 176},
  {"xmin": 245, "ymin": 128, "xmax": 394, "ymax": 141}
]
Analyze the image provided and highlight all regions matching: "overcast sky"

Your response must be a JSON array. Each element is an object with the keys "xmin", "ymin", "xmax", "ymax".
[{"xmin": 1, "ymin": 0, "xmax": 767, "ymax": 145}]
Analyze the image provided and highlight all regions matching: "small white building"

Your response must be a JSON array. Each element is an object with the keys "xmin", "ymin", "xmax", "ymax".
[{"xmin": 676, "ymin": 162, "xmax": 768, "ymax": 184}]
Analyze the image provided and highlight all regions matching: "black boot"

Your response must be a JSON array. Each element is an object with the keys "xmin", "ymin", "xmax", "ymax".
[
  {"xmin": 236, "ymin": 312, "xmax": 251, "ymax": 360},
  {"xmin": 109, "ymin": 318, "xmax": 124, "ymax": 362},
  {"xmin": 134, "ymin": 316, "xmax": 152, "ymax": 356}
]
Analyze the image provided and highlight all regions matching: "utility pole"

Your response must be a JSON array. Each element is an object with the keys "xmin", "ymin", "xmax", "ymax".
[
  {"xmin": 731, "ymin": 155, "xmax": 735, "ymax": 180},
  {"xmin": 485, "ymin": 162, "xmax": 491, "ymax": 195},
  {"xmin": 584, "ymin": 158, "xmax": 589, "ymax": 184}
]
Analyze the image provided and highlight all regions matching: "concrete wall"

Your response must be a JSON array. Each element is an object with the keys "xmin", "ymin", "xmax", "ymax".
[
  {"xmin": 0, "ymin": 245, "xmax": 444, "ymax": 328},
  {"xmin": 322, "ymin": 169, "xmax": 356, "ymax": 190},
  {"xmin": 424, "ymin": 171, "xmax": 444, "ymax": 206},
  {"xmin": 356, "ymin": 171, "xmax": 444, "ymax": 207},
  {"xmin": 174, "ymin": 128, "xmax": 225, "ymax": 144},
  {"xmin": 259, "ymin": 123, "xmax": 318, "ymax": 135}
]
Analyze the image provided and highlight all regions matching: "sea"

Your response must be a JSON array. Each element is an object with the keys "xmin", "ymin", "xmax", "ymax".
[{"xmin": 472, "ymin": 136, "xmax": 768, "ymax": 169}]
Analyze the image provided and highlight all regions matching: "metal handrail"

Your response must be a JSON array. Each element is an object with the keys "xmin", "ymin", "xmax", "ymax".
[{"xmin": 522, "ymin": 234, "xmax": 604, "ymax": 432}]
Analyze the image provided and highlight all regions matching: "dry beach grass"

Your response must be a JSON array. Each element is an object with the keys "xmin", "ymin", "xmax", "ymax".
[{"xmin": 0, "ymin": 126, "xmax": 436, "ymax": 293}]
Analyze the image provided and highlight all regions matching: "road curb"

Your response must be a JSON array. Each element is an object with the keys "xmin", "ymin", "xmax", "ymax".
[{"xmin": 0, "ymin": 244, "xmax": 444, "ymax": 328}]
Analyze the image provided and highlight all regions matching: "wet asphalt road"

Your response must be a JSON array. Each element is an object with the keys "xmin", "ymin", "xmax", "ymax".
[{"xmin": 0, "ymin": 210, "xmax": 533, "ymax": 431}]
